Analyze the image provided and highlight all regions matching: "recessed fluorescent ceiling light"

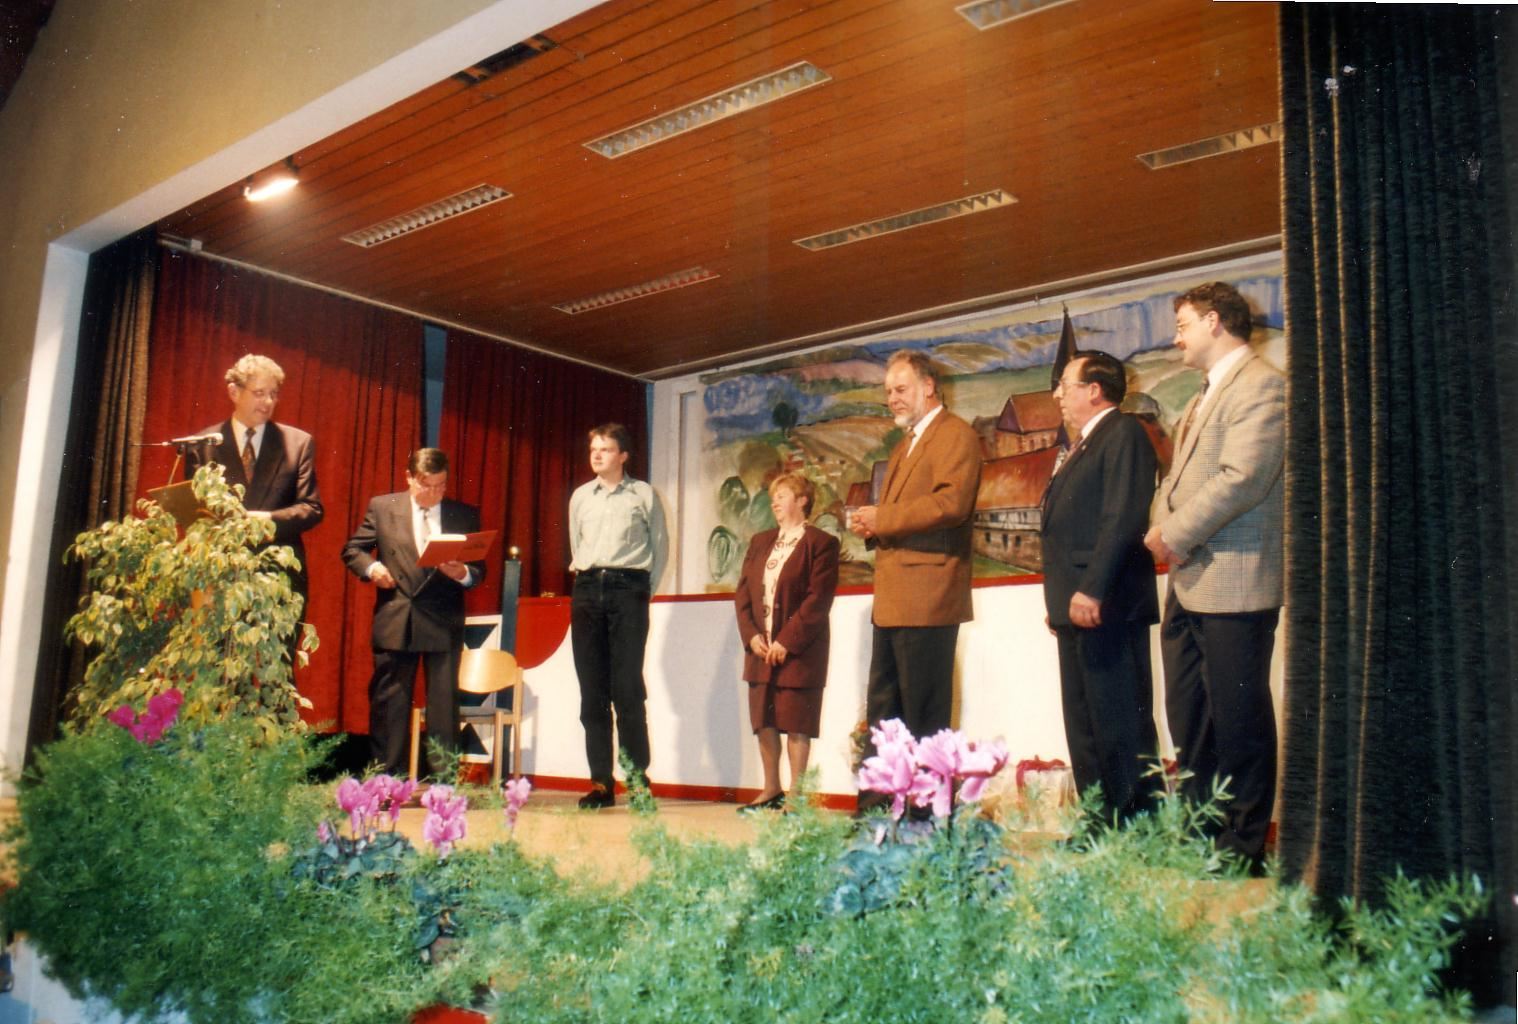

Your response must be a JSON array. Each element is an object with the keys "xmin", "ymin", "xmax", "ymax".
[
  {"xmin": 341, "ymin": 185, "xmax": 512, "ymax": 248},
  {"xmin": 794, "ymin": 189, "xmax": 1017, "ymax": 252},
  {"xmin": 1137, "ymin": 123, "xmax": 1282, "ymax": 170},
  {"xmin": 554, "ymin": 267, "xmax": 719, "ymax": 315},
  {"xmin": 957, "ymin": 0, "xmax": 1077, "ymax": 30},
  {"xmin": 584, "ymin": 61, "xmax": 830, "ymax": 159}
]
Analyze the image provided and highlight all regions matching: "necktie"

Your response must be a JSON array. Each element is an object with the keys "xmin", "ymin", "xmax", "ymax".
[
  {"xmin": 419, "ymin": 507, "xmax": 431, "ymax": 550},
  {"xmin": 1053, "ymin": 439, "xmax": 1082, "ymax": 475},
  {"xmin": 241, "ymin": 428, "xmax": 256, "ymax": 483},
  {"xmin": 1176, "ymin": 378, "xmax": 1210, "ymax": 451}
]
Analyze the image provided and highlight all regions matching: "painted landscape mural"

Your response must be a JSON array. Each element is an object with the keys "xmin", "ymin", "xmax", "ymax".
[{"xmin": 697, "ymin": 257, "xmax": 1285, "ymax": 590}]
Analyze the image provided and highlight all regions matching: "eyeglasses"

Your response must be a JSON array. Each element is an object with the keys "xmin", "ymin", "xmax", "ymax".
[
  {"xmin": 1174, "ymin": 310, "xmax": 1212, "ymax": 336},
  {"xmin": 238, "ymin": 387, "xmax": 280, "ymax": 401},
  {"xmin": 1052, "ymin": 377, "xmax": 1091, "ymax": 395}
]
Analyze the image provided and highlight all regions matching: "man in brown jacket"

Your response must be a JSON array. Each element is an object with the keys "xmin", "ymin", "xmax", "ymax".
[{"xmin": 850, "ymin": 350, "xmax": 983, "ymax": 751}]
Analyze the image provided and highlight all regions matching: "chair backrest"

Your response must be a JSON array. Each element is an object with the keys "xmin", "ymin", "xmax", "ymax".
[{"xmin": 456, "ymin": 647, "xmax": 523, "ymax": 695}]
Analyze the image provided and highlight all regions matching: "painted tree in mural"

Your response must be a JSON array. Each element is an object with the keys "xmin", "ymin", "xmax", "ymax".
[{"xmin": 772, "ymin": 401, "xmax": 799, "ymax": 438}]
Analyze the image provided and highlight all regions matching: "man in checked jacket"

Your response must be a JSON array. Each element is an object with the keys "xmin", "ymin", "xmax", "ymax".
[{"xmin": 1145, "ymin": 281, "xmax": 1285, "ymax": 874}]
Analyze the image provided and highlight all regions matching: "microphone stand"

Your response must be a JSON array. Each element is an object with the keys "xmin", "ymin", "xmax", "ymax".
[{"xmin": 134, "ymin": 437, "xmax": 220, "ymax": 488}]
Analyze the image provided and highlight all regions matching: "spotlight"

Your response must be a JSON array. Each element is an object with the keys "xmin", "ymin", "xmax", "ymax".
[{"xmin": 243, "ymin": 157, "xmax": 299, "ymax": 202}]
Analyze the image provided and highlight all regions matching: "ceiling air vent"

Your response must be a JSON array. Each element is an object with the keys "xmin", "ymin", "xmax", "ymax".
[
  {"xmin": 341, "ymin": 185, "xmax": 512, "ymax": 248},
  {"xmin": 794, "ymin": 189, "xmax": 1017, "ymax": 252},
  {"xmin": 1138, "ymin": 123, "xmax": 1282, "ymax": 170},
  {"xmin": 957, "ymin": 0, "xmax": 1077, "ymax": 30},
  {"xmin": 554, "ymin": 267, "xmax": 719, "ymax": 315},
  {"xmin": 584, "ymin": 61, "xmax": 830, "ymax": 159},
  {"xmin": 455, "ymin": 36, "xmax": 558, "ymax": 84}
]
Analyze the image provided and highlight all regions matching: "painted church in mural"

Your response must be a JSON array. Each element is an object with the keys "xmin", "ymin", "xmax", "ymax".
[{"xmin": 695, "ymin": 258, "xmax": 1285, "ymax": 591}]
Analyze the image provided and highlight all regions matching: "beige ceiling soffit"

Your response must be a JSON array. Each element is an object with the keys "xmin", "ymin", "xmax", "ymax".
[
  {"xmin": 1137, "ymin": 124, "xmax": 1283, "ymax": 170},
  {"xmin": 554, "ymin": 267, "xmax": 720, "ymax": 315},
  {"xmin": 341, "ymin": 185, "xmax": 512, "ymax": 248},
  {"xmin": 956, "ymin": 0, "xmax": 1078, "ymax": 30},
  {"xmin": 794, "ymin": 189, "xmax": 1016, "ymax": 252},
  {"xmin": 584, "ymin": 61, "xmax": 830, "ymax": 159}
]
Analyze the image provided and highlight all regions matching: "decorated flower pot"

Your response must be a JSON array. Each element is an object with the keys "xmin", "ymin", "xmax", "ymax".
[{"xmin": 411, "ymin": 1005, "xmax": 489, "ymax": 1024}]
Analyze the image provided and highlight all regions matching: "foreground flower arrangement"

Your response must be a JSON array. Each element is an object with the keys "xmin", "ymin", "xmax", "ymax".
[
  {"xmin": 0, "ymin": 702, "xmax": 1486, "ymax": 1023},
  {"xmin": 857, "ymin": 717, "xmax": 1009, "ymax": 820}
]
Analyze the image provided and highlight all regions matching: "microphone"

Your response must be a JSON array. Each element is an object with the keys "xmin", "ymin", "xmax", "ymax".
[
  {"xmin": 140, "ymin": 432, "xmax": 224, "ymax": 448},
  {"xmin": 172, "ymin": 432, "xmax": 224, "ymax": 446}
]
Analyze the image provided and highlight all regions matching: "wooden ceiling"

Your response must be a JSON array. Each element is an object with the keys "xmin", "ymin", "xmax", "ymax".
[{"xmin": 156, "ymin": 0, "xmax": 1281, "ymax": 380}]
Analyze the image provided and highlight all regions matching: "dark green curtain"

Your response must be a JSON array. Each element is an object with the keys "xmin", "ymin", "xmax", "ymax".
[
  {"xmin": 25, "ymin": 229, "xmax": 157, "ymax": 759},
  {"xmin": 1278, "ymin": 4, "xmax": 1516, "ymax": 999}
]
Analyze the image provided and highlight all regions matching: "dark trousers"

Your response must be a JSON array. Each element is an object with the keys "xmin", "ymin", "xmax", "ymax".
[
  {"xmin": 571, "ymin": 569, "xmax": 652, "ymax": 787},
  {"xmin": 866, "ymin": 623, "xmax": 959, "ymax": 740},
  {"xmin": 1056, "ymin": 621, "xmax": 1162, "ymax": 821},
  {"xmin": 367, "ymin": 646, "xmax": 460, "ymax": 776},
  {"xmin": 1161, "ymin": 588, "xmax": 1280, "ymax": 862}
]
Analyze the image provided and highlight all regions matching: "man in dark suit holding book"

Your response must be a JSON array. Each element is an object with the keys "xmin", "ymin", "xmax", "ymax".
[
  {"xmin": 342, "ymin": 448, "xmax": 484, "ymax": 776},
  {"xmin": 1041, "ymin": 350, "xmax": 1161, "ymax": 823}
]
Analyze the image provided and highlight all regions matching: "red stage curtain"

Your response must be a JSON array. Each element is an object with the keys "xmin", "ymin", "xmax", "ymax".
[
  {"xmin": 138, "ymin": 251, "xmax": 423, "ymax": 734},
  {"xmin": 438, "ymin": 331, "xmax": 647, "ymax": 610}
]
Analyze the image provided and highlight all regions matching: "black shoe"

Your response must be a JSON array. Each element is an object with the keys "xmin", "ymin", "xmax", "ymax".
[
  {"xmin": 853, "ymin": 791, "xmax": 889, "ymax": 819},
  {"xmin": 578, "ymin": 784, "xmax": 615, "ymax": 810},
  {"xmin": 737, "ymin": 793, "xmax": 785, "ymax": 814}
]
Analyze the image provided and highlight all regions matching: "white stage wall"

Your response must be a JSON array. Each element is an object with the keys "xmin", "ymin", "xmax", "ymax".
[{"xmin": 513, "ymin": 580, "xmax": 1285, "ymax": 798}]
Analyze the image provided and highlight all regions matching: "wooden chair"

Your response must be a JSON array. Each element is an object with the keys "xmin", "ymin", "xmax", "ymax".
[{"xmin": 408, "ymin": 647, "xmax": 525, "ymax": 785}]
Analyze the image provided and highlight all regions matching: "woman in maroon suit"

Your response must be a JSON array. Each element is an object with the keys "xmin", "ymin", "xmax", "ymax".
[{"xmin": 733, "ymin": 473, "xmax": 841, "ymax": 812}]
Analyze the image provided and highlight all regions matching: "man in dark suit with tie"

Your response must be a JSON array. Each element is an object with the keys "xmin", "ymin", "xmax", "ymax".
[
  {"xmin": 848, "ymin": 350, "xmax": 982, "ymax": 751},
  {"xmin": 186, "ymin": 353, "xmax": 323, "ymax": 601},
  {"xmin": 1041, "ymin": 350, "xmax": 1161, "ymax": 823},
  {"xmin": 341, "ymin": 448, "xmax": 484, "ymax": 776}
]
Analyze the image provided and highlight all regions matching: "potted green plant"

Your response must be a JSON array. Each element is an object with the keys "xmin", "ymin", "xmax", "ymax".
[{"xmin": 63, "ymin": 463, "xmax": 315, "ymax": 738}]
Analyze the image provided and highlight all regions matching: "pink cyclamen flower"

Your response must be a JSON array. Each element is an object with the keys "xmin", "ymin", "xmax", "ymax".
[
  {"xmin": 871, "ymin": 718, "xmax": 918, "ymax": 762},
  {"xmin": 857, "ymin": 744, "xmax": 918, "ymax": 821},
  {"xmin": 420, "ymin": 784, "xmax": 468, "ymax": 857},
  {"xmin": 910, "ymin": 765, "xmax": 955, "ymax": 819},
  {"xmin": 384, "ymin": 777, "xmax": 417, "ymax": 824},
  {"xmin": 503, "ymin": 777, "xmax": 532, "ymax": 831},
  {"xmin": 859, "ymin": 721, "xmax": 1012, "ymax": 819},
  {"xmin": 359, "ymin": 775, "xmax": 399, "ymax": 828},
  {"xmin": 109, "ymin": 689, "xmax": 185, "ymax": 744},
  {"xmin": 316, "ymin": 820, "xmax": 334, "ymax": 844},
  {"xmin": 335, "ymin": 777, "xmax": 374, "ymax": 837},
  {"xmin": 145, "ymin": 689, "xmax": 184, "ymax": 725},
  {"xmin": 914, "ymin": 730, "xmax": 964, "ymax": 781},
  {"xmin": 422, "ymin": 809, "xmax": 467, "ymax": 858},
  {"xmin": 420, "ymin": 783, "xmax": 457, "ymax": 814},
  {"xmin": 956, "ymin": 739, "xmax": 1010, "ymax": 804},
  {"xmin": 424, "ymin": 787, "xmax": 468, "ymax": 826},
  {"xmin": 857, "ymin": 718, "xmax": 925, "ymax": 820}
]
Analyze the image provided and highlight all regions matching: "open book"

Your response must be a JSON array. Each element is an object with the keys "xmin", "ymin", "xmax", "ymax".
[{"xmin": 417, "ymin": 529, "xmax": 497, "ymax": 568}]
